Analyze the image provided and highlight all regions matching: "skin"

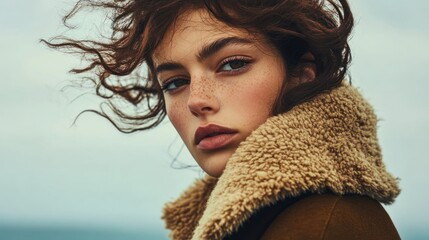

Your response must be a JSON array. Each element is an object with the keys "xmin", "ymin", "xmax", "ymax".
[{"xmin": 152, "ymin": 9, "xmax": 288, "ymax": 177}]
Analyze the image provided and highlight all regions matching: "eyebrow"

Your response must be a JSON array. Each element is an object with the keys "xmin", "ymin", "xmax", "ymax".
[
  {"xmin": 197, "ymin": 36, "xmax": 253, "ymax": 61},
  {"xmin": 155, "ymin": 36, "xmax": 254, "ymax": 75}
]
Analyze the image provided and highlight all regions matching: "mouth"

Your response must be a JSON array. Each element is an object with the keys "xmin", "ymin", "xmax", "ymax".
[{"xmin": 194, "ymin": 124, "xmax": 238, "ymax": 150}]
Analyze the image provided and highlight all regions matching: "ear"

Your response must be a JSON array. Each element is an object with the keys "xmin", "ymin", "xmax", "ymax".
[{"xmin": 296, "ymin": 52, "xmax": 316, "ymax": 84}]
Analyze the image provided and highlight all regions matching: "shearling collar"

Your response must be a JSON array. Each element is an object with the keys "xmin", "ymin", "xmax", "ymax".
[{"xmin": 162, "ymin": 83, "xmax": 400, "ymax": 240}]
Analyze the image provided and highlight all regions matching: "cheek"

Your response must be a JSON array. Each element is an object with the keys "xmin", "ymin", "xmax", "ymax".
[
  {"xmin": 165, "ymin": 100, "xmax": 183, "ymax": 131},
  {"xmin": 257, "ymin": 66, "xmax": 285, "ymax": 110},
  {"xmin": 241, "ymin": 72, "xmax": 282, "ymax": 114},
  {"xmin": 238, "ymin": 74, "xmax": 283, "ymax": 132},
  {"xmin": 223, "ymin": 82, "xmax": 277, "ymax": 133},
  {"xmin": 165, "ymin": 98, "xmax": 188, "ymax": 135}
]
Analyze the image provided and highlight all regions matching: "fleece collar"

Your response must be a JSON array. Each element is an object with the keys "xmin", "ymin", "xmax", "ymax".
[{"xmin": 162, "ymin": 83, "xmax": 400, "ymax": 240}]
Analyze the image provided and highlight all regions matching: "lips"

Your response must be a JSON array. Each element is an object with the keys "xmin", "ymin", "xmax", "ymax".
[{"xmin": 194, "ymin": 124, "xmax": 238, "ymax": 150}]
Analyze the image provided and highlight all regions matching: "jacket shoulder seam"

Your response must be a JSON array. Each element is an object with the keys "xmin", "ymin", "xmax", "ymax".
[{"xmin": 320, "ymin": 196, "xmax": 342, "ymax": 240}]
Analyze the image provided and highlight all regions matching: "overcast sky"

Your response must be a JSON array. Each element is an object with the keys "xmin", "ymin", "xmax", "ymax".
[{"xmin": 0, "ymin": 0, "xmax": 428, "ymax": 239}]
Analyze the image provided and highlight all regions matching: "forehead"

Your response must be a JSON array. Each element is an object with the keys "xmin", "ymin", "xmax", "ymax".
[{"xmin": 152, "ymin": 9, "xmax": 254, "ymax": 63}]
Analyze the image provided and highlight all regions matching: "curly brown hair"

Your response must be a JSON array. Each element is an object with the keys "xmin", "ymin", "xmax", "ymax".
[{"xmin": 44, "ymin": 0, "xmax": 354, "ymax": 133}]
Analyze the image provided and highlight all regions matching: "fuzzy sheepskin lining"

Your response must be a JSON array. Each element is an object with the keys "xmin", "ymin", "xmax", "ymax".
[{"xmin": 162, "ymin": 83, "xmax": 400, "ymax": 240}]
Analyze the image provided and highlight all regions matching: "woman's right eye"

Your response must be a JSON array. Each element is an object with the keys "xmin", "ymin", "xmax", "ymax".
[{"xmin": 161, "ymin": 78, "xmax": 190, "ymax": 92}]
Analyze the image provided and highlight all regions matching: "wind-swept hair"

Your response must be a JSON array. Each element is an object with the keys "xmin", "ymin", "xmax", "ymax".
[{"xmin": 44, "ymin": 0, "xmax": 354, "ymax": 132}]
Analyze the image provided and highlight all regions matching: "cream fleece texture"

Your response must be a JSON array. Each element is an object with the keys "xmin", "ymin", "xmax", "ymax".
[{"xmin": 162, "ymin": 83, "xmax": 400, "ymax": 240}]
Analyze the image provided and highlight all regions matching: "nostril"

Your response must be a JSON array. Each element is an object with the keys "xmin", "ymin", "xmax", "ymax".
[
  {"xmin": 201, "ymin": 106, "xmax": 212, "ymax": 112},
  {"xmin": 186, "ymin": 85, "xmax": 219, "ymax": 117},
  {"xmin": 188, "ymin": 105, "xmax": 213, "ymax": 117},
  {"xmin": 187, "ymin": 97, "xmax": 216, "ymax": 117}
]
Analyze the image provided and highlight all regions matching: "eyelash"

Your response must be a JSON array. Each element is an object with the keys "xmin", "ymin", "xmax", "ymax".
[
  {"xmin": 217, "ymin": 56, "xmax": 252, "ymax": 74},
  {"xmin": 161, "ymin": 56, "xmax": 252, "ymax": 93},
  {"xmin": 161, "ymin": 77, "xmax": 190, "ymax": 92}
]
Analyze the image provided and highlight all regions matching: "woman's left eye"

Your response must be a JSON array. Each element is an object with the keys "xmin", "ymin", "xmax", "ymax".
[{"xmin": 219, "ymin": 57, "xmax": 251, "ymax": 72}]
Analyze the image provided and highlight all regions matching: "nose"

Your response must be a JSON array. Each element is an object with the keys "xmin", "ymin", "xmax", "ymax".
[{"xmin": 187, "ymin": 76, "xmax": 220, "ymax": 117}]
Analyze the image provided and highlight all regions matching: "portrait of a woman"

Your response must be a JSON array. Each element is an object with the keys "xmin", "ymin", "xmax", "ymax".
[{"xmin": 45, "ymin": 0, "xmax": 401, "ymax": 239}]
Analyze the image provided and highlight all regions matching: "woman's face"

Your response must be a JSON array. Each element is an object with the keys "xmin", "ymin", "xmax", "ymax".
[{"xmin": 153, "ymin": 9, "xmax": 286, "ymax": 177}]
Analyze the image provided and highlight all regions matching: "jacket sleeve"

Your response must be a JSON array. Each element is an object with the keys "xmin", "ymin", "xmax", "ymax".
[{"xmin": 260, "ymin": 194, "xmax": 401, "ymax": 240}]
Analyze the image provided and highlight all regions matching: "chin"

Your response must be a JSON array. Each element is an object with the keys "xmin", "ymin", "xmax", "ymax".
[{"xmin": 196, "ymin": 149, "xmax": 234, "ymax": 178}]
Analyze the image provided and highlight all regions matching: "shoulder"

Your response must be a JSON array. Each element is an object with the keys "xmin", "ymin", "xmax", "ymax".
[{"xmin": 261, "ymin": 193, "xmax": 400, "ymax": 240}]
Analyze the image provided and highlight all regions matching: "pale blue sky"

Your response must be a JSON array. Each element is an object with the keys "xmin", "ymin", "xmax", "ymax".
[{"xmin": 0, "ymin": 0, "xmax": 428, "ymax": 239}]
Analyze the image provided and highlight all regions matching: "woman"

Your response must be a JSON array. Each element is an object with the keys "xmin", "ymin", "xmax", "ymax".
[{"xmin": 46, "ymin": 0, "xmax": 401, "ymax": 239}]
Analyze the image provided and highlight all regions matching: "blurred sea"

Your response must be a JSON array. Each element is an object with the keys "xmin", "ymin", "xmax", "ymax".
[
  {"xmin": 1, "ymin": 225, "xmax": 428, "ymax": 240},
  {"xmin": 0, "ymin": 225, "xmax": 168, "ymax": 240}
]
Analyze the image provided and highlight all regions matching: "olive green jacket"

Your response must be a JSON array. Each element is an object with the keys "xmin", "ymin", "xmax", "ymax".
[{"xmin": 162, "ymin": 83, "xmax": 401, "ymax": 240}]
